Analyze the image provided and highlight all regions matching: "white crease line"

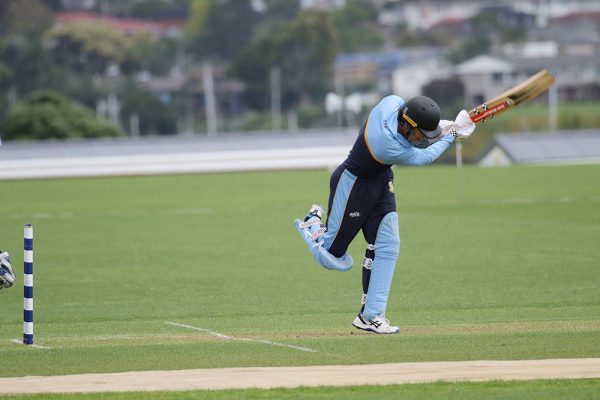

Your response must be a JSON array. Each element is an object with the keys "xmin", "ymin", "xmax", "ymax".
[
  {"xmin": 418, "ymin": 196, "xmax": 600, "ymax": 208},
  {"xmin": 11, "ymin": 339, "xmax": 51, "ymax": 349},
  {"xmin": 165, "ymin": 321, "xmax": 318, "ymax": 353},
  {"xmin": 166, "ymin": 208, "xmax": 215, "ymax": 215}
]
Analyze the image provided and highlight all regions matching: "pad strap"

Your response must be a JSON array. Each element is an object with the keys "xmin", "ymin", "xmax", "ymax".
[
  {"xmin": 310, "ymin": 226, "xmax": 327, "ymax": 241},
  {"xmin": 299, "ymin": 219, "xmax": 321, "ymax": 229},
  {"xmin": 361, "ymin": 257, "xmax": 373, "ymax": 270},
  {"xmin": 361, "ymin": 293, "xmax": 368, "ymax": 305}
]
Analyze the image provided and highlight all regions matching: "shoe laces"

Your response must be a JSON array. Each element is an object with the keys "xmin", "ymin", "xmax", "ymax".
[{"xmin": 372, "ymin": 314, "xmax": 392, "ymax": 327}]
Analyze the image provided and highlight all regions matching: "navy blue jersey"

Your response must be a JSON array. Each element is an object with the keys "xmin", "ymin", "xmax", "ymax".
[{"xmin": 344, "ymin": 123, "xmax": 392, "ymax": 179}]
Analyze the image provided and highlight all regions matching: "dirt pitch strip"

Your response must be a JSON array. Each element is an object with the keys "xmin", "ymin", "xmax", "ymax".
[{"xmin": 2, "ymin": 358, "xmax": 600, "ymax": 395}]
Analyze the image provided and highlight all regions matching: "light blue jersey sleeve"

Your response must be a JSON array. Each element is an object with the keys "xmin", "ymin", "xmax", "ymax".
[{"xmin": 365, "ymin": 95, "xmax": 455, "ymax": 166}]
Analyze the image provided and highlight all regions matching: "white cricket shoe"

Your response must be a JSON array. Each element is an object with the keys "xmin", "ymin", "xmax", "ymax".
[
  {"xmin": 300, "ymin": 204, "xmax": 326, "ymax": 242},
  {"xmin": 352, "ymin": 313, "xmax": 400, "ymax": 334},
  {"xmin": 305, "ymin": 204, "xmax": 324, "ymax": 221},
  {"xmin": 0, "ymin": 251, "xmax": 16, "ymax": 289}
]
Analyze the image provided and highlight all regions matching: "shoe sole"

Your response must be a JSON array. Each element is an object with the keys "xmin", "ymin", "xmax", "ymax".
[{"xmin": 352, "ymin": 322, "xmax": 400, "ymax": 334}]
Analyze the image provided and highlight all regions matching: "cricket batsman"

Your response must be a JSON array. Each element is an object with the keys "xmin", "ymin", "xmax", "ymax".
[
  {"xmin": 0, "ymin": 140, "xmax": 16, "ymax": 290},
  {"xmin": 0, "ymin": 250, "xmax": 16, "ymax": 290},
  {"xmin": 295, "ymin": 95, "xmax": 475, "ymax": 334}
]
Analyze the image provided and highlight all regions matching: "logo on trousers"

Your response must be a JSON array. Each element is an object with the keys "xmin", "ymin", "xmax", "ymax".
[{"xmin": 349, "ymin": 211, "xmax": 361, "ymax": 218}]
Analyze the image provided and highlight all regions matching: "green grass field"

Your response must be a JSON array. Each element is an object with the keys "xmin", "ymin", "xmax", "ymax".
[
  {"xmin": 4, "ymin": 379, "xmax": 600, "ymax": 400},
  {"xmin": 1, "ymin": 164, "xmax": 599, "ymax": 398}
]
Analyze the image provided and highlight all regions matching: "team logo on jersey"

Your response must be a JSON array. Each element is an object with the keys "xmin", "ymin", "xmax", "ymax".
[
  {"xmin": 388, "ymin": 181, "xmax": 395, "ymax": 193},
  {"xmin": 349, "ymin": 211, "xmax": 361, "ymax": 218}
]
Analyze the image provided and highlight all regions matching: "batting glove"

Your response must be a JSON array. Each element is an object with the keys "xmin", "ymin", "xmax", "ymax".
[{"xmin": 444, "ymin": 110, "xmax": 476, "ymax": 142}]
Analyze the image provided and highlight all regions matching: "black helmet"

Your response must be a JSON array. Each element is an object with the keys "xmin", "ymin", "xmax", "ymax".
[{"xmin": 400, "ymin": 96, "xmax": 442, "ymax": 139}]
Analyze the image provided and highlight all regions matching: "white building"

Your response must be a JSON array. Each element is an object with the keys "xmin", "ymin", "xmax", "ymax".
[
  {"xmin": 392, "ymin": 58, "xmax": 450, "ymax": 99},
  {"xmin": 454, "ymin": 55, "xmax": 516, "ymax": 107},
  {"xmin": 300, "ymin": 0, "xmax": 345, "ymax": 10}
]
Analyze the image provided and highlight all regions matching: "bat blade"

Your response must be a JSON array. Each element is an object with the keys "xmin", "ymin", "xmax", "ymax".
[{"xmin": 468, "ymin": 69, "xmax": 556, "ymax": 124}]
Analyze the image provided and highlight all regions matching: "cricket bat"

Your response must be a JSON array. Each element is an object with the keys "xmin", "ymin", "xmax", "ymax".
[{"xmin": 468, "ymin": 69, "xmax": 556, "ymax": 124}]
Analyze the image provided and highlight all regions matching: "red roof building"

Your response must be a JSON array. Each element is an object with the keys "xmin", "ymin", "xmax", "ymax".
[{"xmin": 54, "ymin": 11, "xmax": 184, "ymax": 39}]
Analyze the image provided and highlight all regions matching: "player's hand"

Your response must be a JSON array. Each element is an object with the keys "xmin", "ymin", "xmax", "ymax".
[
  {"xmin": 0, "ymin": 251, "xmax": 16, "ymax": 289},
  {"xmin": 450, "ymin": 110, "xmax": 475, "ymax": 142},
  {"xmin": 439, "ymin": 119, "xmax": 454, "ymax": 135}
]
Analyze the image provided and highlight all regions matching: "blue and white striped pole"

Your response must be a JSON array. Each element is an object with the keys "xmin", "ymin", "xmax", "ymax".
[{"xmin": 23, "ymin": 224, "xmax": 34, "ymax": 345}]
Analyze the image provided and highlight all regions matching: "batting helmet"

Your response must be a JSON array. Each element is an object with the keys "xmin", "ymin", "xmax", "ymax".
[{"xmin": 400, "ymin": 96, "xmax": 442, "ymax": 139}]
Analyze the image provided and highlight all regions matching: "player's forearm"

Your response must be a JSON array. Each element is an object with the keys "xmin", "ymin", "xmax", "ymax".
[{"xmin": 400, "ymin": 135, "xmax": 454, "ymax": 165}]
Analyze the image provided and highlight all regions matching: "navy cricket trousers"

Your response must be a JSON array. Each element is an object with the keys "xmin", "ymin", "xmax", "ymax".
[{"xmin": 325, "ymin": 165, "xmax": 396, "ymax": 258}]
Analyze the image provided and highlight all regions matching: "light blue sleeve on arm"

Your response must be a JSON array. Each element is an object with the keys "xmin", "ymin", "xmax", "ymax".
[
  {"xmin": 383, "ymin": 135, "xmax": 455, "ymax": 166},
  {"xmin": 365, "ymin": 95, "xmax": 454, "ymax": 166}
]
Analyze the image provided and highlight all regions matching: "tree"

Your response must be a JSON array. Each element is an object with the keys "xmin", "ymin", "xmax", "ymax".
[
  {"xmin": 394, "ymin": 23, "xmax": 451, "ymax": 48},
  {"xmin": 0, "ymin": 39, "xmax": 12, "ymax": 91},
  {"xmin": 232, "ymin": 11, "xmax": 338, "ymax": 110},
  {"xmin": 3, "ymin": 41, "xmax": 64, "ymax": 95},
  {"xmin": 333, "ymin": 0, "xmax": 383, "ymax": 53},
  {"xmin": 185, "ymin": 0, "xmax": 263, "ymax": 61},
  {"xmin": 264, "ymin": 0, "xmax": 299, "ymax": 19},
  {"xmin": 231, "ymin": 35, "xmax": 278, "ymax": 110},
  {"xmin": 120, "ymin": 83, "xmax": 179, "ymax": 135},
  {"xmin": 130, "ymin": 0, "xmax": 190, "ymax": 19},
  {"xmin": 0, "ymin": 32, "xmax": 112, "ymax": 108},
  {"xmin": 470, "ymin": 9, "xmax": 526, "ymax": 43},
  {"xmin": 1, "ymin": 0, "xmax": 53, "ymax": 39},
  {"xmin": 278, "ymin": 11, "xmax": 338, "ymax": 107},
  {"xmin": 184, "ymin": 0, "xmax": 212, "ymax": 39},
  {"xmin": 447, "ymin": 35, "xmax": 491, "ymax": 64},
  {"xmin": 125, "ymin": 37, "xmax": 180, "ymax": 76},
  {"xmin": 45, "ymin": 21, "xmax": 152, "ymax": 74},
  {"xmin": 0, "ymin": 90, "xmax": 124, "ymax": 140},
  {"xmin": 446, "ymin": 9, "xmax": 525, "ymax": 64}
]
